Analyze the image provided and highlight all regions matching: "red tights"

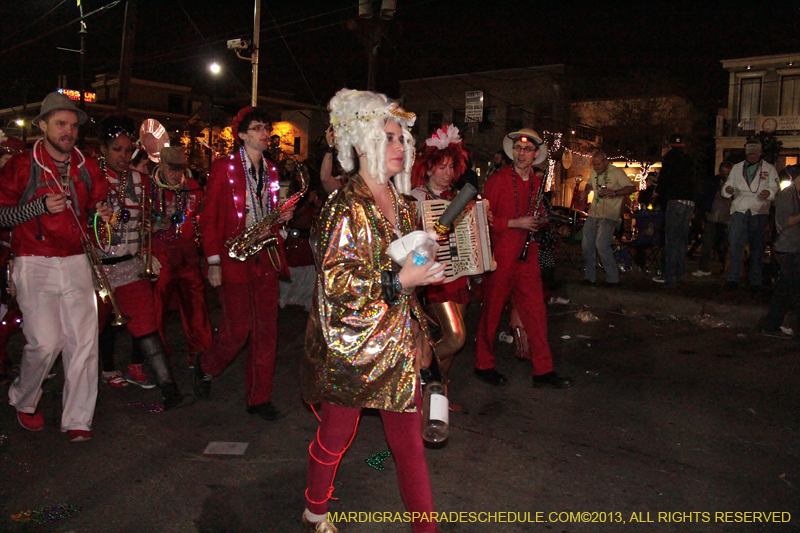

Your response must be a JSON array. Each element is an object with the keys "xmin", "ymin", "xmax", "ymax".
[{"xmin": 305, "ymin": 395, "xmax": 438, "ymax": 533}]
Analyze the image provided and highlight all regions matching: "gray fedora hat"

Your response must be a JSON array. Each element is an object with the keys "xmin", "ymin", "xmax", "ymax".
[{"xmin": 34, "ymin": 92, "xmax": 88, "ymax": 126}]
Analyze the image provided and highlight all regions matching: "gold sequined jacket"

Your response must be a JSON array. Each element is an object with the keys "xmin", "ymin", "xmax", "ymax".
[{"xmin": 302, "ymin": 173, "xmax": 429, "ymax": 412}]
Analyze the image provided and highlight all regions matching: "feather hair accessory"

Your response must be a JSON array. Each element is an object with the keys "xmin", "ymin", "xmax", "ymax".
[{"xmin": 425, "ymin": 125, "xmax": 462, "ymax": 150}]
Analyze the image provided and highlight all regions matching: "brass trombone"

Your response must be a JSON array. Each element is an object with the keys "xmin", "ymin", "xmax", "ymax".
[
  {"xmin": 82, "ymin": 235, "xmax": 131, "ymax": 326},
  {"xmin": 139, "ymin": 183, "xmax": 157, "ymax": 280},
  {"xmin": 136, "ymin": 118, "xmax": 170, "ymax": 280}
]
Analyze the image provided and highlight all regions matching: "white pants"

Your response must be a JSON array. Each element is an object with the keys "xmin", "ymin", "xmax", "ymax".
[{"xmin": 9, "ymin": 255, "xmax": 99, "ymax": 431}]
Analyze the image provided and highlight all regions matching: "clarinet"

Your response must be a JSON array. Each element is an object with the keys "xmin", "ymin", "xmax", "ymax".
[{"xmin": 518, "ymin": 169, "xmax": 549, "ymax": 262}]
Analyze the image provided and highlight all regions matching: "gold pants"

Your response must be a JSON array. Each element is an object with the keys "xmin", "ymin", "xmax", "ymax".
[{"xmin": 426, "ymin": 301, "xmax": 467, "ymax": 377}]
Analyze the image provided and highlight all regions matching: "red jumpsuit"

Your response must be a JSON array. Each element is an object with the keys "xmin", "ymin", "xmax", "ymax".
[
  {"xmin": 199, "ymin": 150, "xmax": 287, "ymax": 408},
  {"xmin": 151, "ymin": 176, "xmax": 212, "ymax": 357},
  {"xmin": 475, "ymin": 166, "xmax": 553, "ymax": 376}
]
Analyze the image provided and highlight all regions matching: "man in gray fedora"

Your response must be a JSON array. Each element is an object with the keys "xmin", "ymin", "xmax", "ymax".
[{"xmin": 0, "ymin": 92, "xmax": 111, "ymax": 442}]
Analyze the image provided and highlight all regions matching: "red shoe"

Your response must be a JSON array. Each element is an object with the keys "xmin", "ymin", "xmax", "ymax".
[
  {"xmin": 125, "ymin": 364, "xmax": 156, "ymax": 389},
  {"xmin": 68, "ymin": 430, "xmax": 92, "ymax": 442},
  {"xmin": 102, "ymin": 370, "xmax": 129, "ymax": 388},
  {"xmin": 17, "ymin": 410, "xmax": 44, "ymax": 431}
]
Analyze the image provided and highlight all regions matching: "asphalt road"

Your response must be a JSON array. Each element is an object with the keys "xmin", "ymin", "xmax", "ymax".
[{"xmin": 1, "ymin": 276, "xmax": 798, "ymax": 532}]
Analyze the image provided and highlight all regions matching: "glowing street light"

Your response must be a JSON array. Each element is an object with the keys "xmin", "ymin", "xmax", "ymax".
[
  {"xmin": 15, "ymin": 119, "xmax": 24, "ymax": 127},
  {"xmin": 209, "ymin": 62, "xmax": 221, "ymax": 75}
]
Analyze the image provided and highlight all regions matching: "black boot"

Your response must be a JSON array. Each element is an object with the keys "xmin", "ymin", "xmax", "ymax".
[
  {"xmin": 162, "ymin": 382, "xmax": 194, "ymax": 410},
  {"xmin": 192, "ymin": 352, "xmax": 212, "ymax": 400},
  {"xmin": 136, "ymin": 332, "xmax": 193, "ymax": 410}
]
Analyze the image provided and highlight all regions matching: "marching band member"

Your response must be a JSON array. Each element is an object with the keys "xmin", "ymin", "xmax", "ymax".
[
  {"xmin": 0, "ymin": 134, "xmax": 68, "ymax": 383},
  {"xmin": 93, "ymin": 114, "xmax": 190, "ymax": 410},
  {"xmin": 301, "ymin": 89, "xmax": 442, "ymax": 533},
  {"xmin": 474, "ymin": 129, "xmax": 571, "ymax": 389},
  {"xmin": 150, "ymin": 145, "xmax": 212, "ymax": 366},
  {"xmin": 0, "ymin": 92, "xmax": 111, "ymax": 441},
  {"xmin": 194, "ymin": 106, "xmax": 294, "ymax": 421},
  {"xmin": 410, "ymin": 125, "xmax": 471, "ymax": 378}
]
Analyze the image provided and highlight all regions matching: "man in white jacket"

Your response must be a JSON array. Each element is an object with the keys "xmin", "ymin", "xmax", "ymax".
[{"xmin": 721, "ymin": 141, "xmax": 779, "ymax": 288}]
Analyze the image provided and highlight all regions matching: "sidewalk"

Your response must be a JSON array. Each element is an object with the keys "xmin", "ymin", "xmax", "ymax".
[{"xmin": 554, "ymin": 243, "xmax": 775, "ymax": 329}]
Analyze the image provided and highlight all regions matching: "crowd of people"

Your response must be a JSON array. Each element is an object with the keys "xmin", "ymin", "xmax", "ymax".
[
  {"xmin": 578, "ymin": 133, "xmax": 799, "ymax": 337},
  {"xmin": 1, "ymin": 86, "xmax": 798, "ymax": 532}
]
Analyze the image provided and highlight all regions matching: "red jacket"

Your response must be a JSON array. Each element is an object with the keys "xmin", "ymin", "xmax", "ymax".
[
  {"xmin": 0, "ymin": 142, "xmax": 108, "ymax": 257},
  {"xmin": 483, "ymin": 165, "xmax": 543, "ymax": 267},
  {"xmin": 200, "ymin": 150, "xmax": 287, "ymax": 283}
]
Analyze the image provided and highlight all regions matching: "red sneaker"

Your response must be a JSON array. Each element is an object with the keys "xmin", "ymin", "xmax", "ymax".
[
  {"xmin": 17, "ymin": 410, "xmax": 44, "ymax": 431},
  {"xmin": 125, "ymin": 364, "xmax": 156, "ymax": 389},
  {"xmin": 102, "ymin": 370, "xmax": 129, "ymax": 388},
  {"xmin": 68, "ymin": 430, "xmax": 92, "ymax": 442}
]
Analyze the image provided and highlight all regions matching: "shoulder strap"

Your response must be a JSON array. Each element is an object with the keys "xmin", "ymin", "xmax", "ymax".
[
  {"xmin": 20, "ymin": 152, "xmax": 41, "ymax": 206},
  {"xmin": 79, "ymin": 164, "xmax": 92, "ymax": 195}
]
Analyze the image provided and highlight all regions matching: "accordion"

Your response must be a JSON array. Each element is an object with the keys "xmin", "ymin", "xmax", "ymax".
[{"xmin": 419, "ymin": 199, "xmax": 496, "ymax": 282}]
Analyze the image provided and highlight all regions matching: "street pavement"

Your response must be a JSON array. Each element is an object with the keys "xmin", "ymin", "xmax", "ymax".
[{"xmin": 0, "ymin": 248, "xmax": 798, "ymax": 532}]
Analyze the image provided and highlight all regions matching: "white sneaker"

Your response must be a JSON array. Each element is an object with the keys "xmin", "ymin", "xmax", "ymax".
[
  {"xmin": 692, "ymin": 270, "xmax": 712, "ymax": 277},
  {"xmin": 652, "ymin": 275, "xmax": 665, "ymax": 284}
]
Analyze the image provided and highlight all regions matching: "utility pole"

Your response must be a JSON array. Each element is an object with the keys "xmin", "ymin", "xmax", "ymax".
[
  {"xmin": 362, "ymin": 0, "xmax": 396, "ymax": 91},
  {"xmin": 78, "ymin": 0, "xmax": 87, "ymax": 147},
  {"xmin": 117, "ymin": 0, "xmax": 137, "ymax": 111},
  {"xmin": 366, "ymin": 19, "xmax": 383, "ymax": 91},
  {"xmin": 251, "ymin": 0, "xmax": 260, "ymax": 106}
]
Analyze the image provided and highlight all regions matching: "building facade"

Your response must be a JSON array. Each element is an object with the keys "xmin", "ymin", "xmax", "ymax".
[{"xmin": 716, "ymin": 53, "xmax": 800, "ymax": 169}]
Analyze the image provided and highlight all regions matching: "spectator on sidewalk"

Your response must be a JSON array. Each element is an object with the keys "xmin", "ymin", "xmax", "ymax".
[
  {"xmin": 580, "ymin": 151, "xmax": 635, "ymax": 285},
  {"xmin": 653, "ymin": 134, "xmax": 697, "ymax": 287},
  {"xmin": 693, "ymin": 161, "xmax": 733, "ymax": 277},
  {"xmin": 759, "ymin": 164, "xmax": 800, "ymax": 334},
  {"xmin": 722, "ymin": 141, "xmax": 780, "ymax": 289}
]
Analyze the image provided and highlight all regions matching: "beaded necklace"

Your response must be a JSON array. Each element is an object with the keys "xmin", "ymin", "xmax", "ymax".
[
  {"xmin": 239, "ymin": 147, "xmax": 272, "ymax": 224},
  {"xmin": 511, "ymin": 167, "xmax": 535, "ymax": 217},
  {"xmin": 98, "ymin": 157, "xmax": 130, "ymax": 230},
  {"xmin": 153, "ymin": 166, "xmax": 183, "ymax": 191},
  {"xmin": 743, "ymin": 160, "xmax": 763, "ymax": 192},
  {"xmin": 52, "ymin": 158, "xmax": 71, "ymax": 190},
  {"xmin": 423, "ymin": 182, "xmax": 449, "ymax": 200},
  {"xmin": 152, "ymin": 174, "xmax": 189, "ymax": 242}
]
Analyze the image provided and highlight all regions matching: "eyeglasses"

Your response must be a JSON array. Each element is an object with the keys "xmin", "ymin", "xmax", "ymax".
[
  {"xmin": 512, "ymin": 145, "xmax": 538, "ymax": 154},
  {"xmin": 247, "ymin": 124, "xmax": 269, "ymax": 133}
]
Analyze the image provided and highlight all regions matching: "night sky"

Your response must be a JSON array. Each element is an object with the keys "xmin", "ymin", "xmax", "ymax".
[{"xmin": 0, "ymin": 1, "xmax": 798, "ymax": 112}]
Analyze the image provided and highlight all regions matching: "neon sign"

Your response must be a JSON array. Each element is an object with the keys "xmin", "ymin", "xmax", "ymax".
[{"xmin": 57, "ymin": 88, "xmax": 97, "ymax": 103}]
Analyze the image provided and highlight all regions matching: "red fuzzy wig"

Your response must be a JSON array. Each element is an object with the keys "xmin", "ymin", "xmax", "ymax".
[{"xmin": 411, "ymin": 124, "xmax": 468, "ymax": 190}]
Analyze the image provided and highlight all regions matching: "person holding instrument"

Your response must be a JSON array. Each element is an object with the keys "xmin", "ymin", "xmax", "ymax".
[
  {"xmin": 92, "ymin": 115, "xmax": 191, "ymax": 410},
  {"xmin": 0, "ymin": 92, "xmax": 112, "ymax": 441},
  {"xmin": 149, "ymin": 145, "xmax": 212, "ymax": 368},
  {"xmin": 410, "ymin": 124, "xmax": 471, "ymax": 379},
  {"xmin": 474, "ymin": 128, "xmax": 571, "ymax": 389},
  {"xmin": 194, "ymin": 106, "xmax": 295, "ymax": 421},
  {"xmin": 301, "ymin": 89, "xmax": 443, "ymax": 533}
]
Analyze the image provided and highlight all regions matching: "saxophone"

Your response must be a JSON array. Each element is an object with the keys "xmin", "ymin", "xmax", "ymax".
[{"xmin": 226, "ymin": 161, "xmax": 309, "ymax": 262}]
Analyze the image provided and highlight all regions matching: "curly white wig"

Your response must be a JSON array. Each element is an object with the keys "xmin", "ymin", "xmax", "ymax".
[{"xmin": 328, "ymin": 89, "xmax": 416, "ymax": 194}]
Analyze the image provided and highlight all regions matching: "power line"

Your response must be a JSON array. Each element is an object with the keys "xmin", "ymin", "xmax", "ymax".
[
  {"xmin": 0, "ymin": 0, "xmax": 123, "ymax": 56},
  {"xmin": 1, "ymin": 0, "xmax": 67, "ymax": 46}
]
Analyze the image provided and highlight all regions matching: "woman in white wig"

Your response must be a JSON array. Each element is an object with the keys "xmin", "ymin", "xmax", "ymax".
[{"xmin": 300, "ymin": 89, "xmax": 443, "ymax": 533}]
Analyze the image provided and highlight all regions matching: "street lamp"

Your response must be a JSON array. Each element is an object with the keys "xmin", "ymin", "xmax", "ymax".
[{"xmin": 207, "ymin": 62, "xmax": 222, "ymax": 170}]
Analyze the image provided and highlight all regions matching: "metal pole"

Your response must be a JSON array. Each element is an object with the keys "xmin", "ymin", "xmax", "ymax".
[
  {"xmin": 117, "ymin": 0, "xmax": 137, "ymax": 112},
  {"xmin": 78, "ymin": 0, "xmax": 87, "ymax": 147},
  {"xmin": 251, "ymin": 0, "xmax": 260, "ymax": 107},
  {"xmin": 366, "ymin": 18, "xmax": 382, "ymax": 91}
]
